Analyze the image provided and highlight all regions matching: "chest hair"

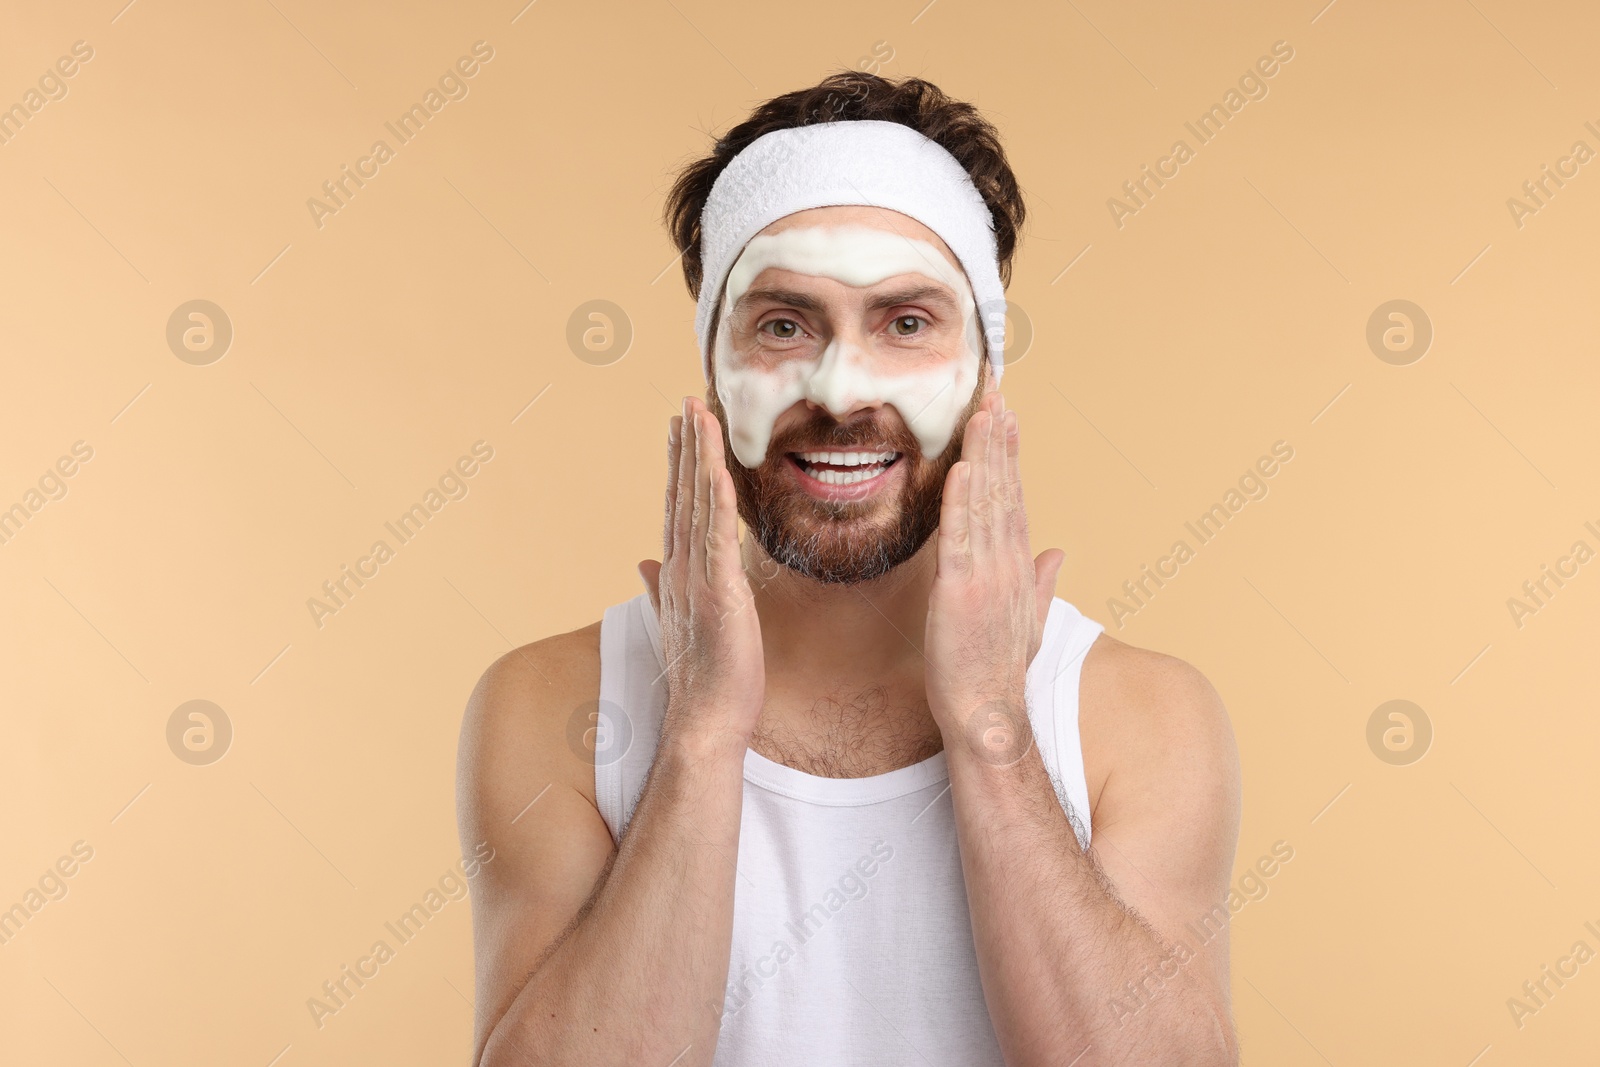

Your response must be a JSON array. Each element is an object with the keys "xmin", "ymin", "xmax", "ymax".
[{"xmin": 748, "ymin": 684, "xmax": 944, "ymax": 779}]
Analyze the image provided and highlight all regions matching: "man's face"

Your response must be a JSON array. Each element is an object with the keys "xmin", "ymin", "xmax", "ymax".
[{"xmin": 706, "ymin": 205, "xmax": 990, "ymax": 585}]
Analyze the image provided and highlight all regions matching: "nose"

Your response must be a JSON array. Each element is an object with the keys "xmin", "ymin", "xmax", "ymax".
[{"xmin": 802, "ymin": 331, "xmax": 884, "ymax": 421}]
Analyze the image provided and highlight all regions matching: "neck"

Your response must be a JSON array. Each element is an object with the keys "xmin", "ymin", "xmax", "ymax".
[{"xmin": 739, "ymin": 529, "xmax": 937, "ymax": 687}]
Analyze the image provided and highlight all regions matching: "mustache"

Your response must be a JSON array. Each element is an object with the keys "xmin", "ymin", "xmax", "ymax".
[{"xmin": 758, "ymin": 414, "xmax": 922, "ymax": 466}]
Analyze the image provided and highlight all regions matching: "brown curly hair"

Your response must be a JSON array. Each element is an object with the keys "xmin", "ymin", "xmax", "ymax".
[{"xmin": 662, "ymin": 70, "xmax": 1027, "ymax": 307}]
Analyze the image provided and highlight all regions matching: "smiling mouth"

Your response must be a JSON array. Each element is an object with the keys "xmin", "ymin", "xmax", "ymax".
[{"xmin": 788, "ymin": 449, "xmax": 902, "ymax": 486}]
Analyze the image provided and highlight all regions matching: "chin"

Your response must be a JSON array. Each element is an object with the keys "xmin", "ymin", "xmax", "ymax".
[{"xmin": 748, "ymin": 479, "xmax": 939, "ymax": 586}]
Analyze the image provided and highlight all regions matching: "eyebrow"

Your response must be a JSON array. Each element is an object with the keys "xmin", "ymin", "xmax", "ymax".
[{"xmin": 732, "ymin": 283, "xmax": 959, "ymax": 318}]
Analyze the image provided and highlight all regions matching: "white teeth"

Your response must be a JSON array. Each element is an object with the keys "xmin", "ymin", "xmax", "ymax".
[
  {"xmin": 812, "ymin": 466, "xmax": 884, "ymax": 485},
  {"xmin": 796, "ymin": 450, "xmax": 898, "ymax": 466},
  {"xmin": 791, "ymin": 448, "xmax": 899, "ymax": 488}
]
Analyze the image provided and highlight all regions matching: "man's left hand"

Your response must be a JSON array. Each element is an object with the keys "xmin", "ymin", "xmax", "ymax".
[{"xmin": 924, "ymin": 390, "xmax": 1064, "ymax": 762}]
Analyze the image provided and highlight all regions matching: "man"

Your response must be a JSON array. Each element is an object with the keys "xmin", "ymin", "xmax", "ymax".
[{"xmin": 456, "ymin": 72, "xmax": 1241, "ymax": 1066}]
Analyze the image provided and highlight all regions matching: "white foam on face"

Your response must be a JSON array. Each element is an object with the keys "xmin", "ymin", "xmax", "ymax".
[{"xmin": 712, "ymin": 223, "xmax": 983, "ymax": 469}]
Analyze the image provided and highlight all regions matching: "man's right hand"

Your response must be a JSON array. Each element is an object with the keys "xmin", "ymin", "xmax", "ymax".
[{"xmin": 637, "ymin": 396, "xmax": 765, "ymax": 751}]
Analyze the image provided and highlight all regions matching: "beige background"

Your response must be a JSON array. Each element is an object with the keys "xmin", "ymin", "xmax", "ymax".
[{"xmin": 2, "ymin": 0, "xmax": 1597, "ymax": 1063}]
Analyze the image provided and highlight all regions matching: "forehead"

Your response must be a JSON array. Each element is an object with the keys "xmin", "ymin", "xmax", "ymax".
[{"xmin": 752, "ymin": 205, "xmax": 965, "ymax": 278}]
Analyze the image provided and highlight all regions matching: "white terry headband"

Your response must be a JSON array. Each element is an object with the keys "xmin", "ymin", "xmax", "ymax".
[{"xmin": 693, "ymin": 119, "xmax": 1007, "ymax": 382}]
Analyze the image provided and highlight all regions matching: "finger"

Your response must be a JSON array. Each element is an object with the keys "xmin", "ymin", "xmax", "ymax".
[
  {"xmin": 937, "ymin": 461, "xmax": 973, "ymax": 577},
  {"xmin": 709, "ymin": 467, "xmax": 740, "ymax": 586},
  {"xmin": 696, "ymin": 403, "xmax": 731, "ymax": 576},
  {"xmin": 702, "ymin": 418, "xmax": 719, "ymax": 586},
  {"xmin": 967, "ymin": 409, "xmax": 993, "ymax": 550},
  {"xmin": 706, "ymin": 417, "xmax": 739, "ymax": 581},
  {"xmin": 1003, "ymin": 407, "xmax": 1025, "ymax": 540},
  {"xmin": 1033, "ymin": 548, "xmax": 1064, "ymax": 630},
  {"xmin": 673, "ymin": 400, "xmax": 697, "ymax": 570},
  {"xmin": 1001, "ymin": 399, "xmax": 1017, "ymax": 486},
  {"xmin": 687, "ymin": 406, "xmax": 711, "ymax": 586},
  {"xmin": 988, "ymin": 394, "xmax": 1007, "ymax": 513},
  {"xmin": 663, "ymin": 414, "xmax": 682, "ymax": 564},
  {"xmin": 638, "ymin": 559, "xmax": 662, "ymax": 617}
]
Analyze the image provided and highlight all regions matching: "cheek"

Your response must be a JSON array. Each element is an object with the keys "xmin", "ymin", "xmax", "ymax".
[
  {"xmin": 716, "ymin": 361, "xmax": 807, "ymax": 469},
  {"xmin": 884, "ymin": 300, "xmax": 982, "ymax": 457},
  {"xmin": 883, "ymin": 357, "xmax": 977, "ymax": 458}
]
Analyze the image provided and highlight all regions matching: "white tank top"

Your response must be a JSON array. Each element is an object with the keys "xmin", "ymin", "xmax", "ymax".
[{"xmin": 595, "ymin": 590, "xmax": 1104, "ymax": 1065}]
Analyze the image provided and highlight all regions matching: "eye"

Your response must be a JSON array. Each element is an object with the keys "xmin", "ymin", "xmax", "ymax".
[
  {"xmin": 760, "ymin": 318, "xmax": 803, "ymax": 340},
  {"xmin": 889, "ymin": 315, "xmax": 927, "ymax": 337}
]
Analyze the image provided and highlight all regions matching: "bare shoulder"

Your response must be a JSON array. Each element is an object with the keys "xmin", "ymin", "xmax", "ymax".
[
  {"xmin": 457, "ymin": 621, "xmax": 604, "ymax": 814},
  {"xmin": 1077, "ymin": 632, "xmax": 1240, "ymax": 827}
]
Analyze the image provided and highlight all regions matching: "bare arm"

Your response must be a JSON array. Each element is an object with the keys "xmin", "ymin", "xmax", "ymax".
[
  {"xmin": 946, "ymin": 646, "xmax": 1241, "ymax": 1066},
  {"xmin": 457, "ymin": 650, "xmax": 748, "ymax": 1066},
  {"xmin": 456, "ymin": 398, "xmax": 763, "ymax": 1066},
  {"xmin": 924, "ymin": 392, "xmax": 1241, "ymax": 1065}
]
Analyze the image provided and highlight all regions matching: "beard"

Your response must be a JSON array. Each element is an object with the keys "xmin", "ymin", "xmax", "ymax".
[{"xmin": 707, "ymin": 373, "xmax": 985, "ymax": 586}]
